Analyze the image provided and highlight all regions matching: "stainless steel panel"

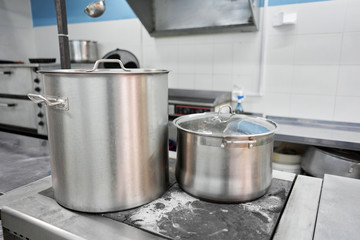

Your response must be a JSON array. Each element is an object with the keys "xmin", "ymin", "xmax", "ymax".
[
  {"xmin": 267, "ymin": 115, "xmax": 360, "ymax": 151},
  {"xmin": 314, "ymin": 174, "xmax": 360, "ymax": 240},
  {"xmin": 126, "ymin": 0, "xmax": 259, "ymax": 36},
  {"xmin": 155, "ymin": 0, "xmax": 254, "ymax": 30},
  {"xmin": 0, "ymin": 67, "xmax": 34, "ymax": 95},
  {"xmin": 273, "ymin": 175, "xmax": 322, "ymax": 240},
  {"xmin": 1, "ymin": 197, "xmax": 165, "ymax": 240},
  {"xmin": 0, "ymin": 98, "xmax": 37, "ymax": 129}
]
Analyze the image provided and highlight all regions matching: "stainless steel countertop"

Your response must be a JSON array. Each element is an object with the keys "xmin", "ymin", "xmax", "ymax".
[
  {"xmin": 268, "ymin": 116, "xmax": 360, "ymax": 151},
  {"xmin": 2, "ymin": 152, "xmax": 360, "ymax": 240}
]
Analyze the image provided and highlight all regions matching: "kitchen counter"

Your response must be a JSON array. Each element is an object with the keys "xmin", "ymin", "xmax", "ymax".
[
  {"xmin": 2, "ymin": 171, "xmax": 360, "ymax": 240},
  {"xmin": 0, "ymin": 163, "xmax": 299, "ymax": 240},
  {"xmin": 0, "ymin": 132, "xmax": 50, "ymax": 194},
  {"xmin": 268, "ymin": 116, "xmax": 360, "ymax": 151}
]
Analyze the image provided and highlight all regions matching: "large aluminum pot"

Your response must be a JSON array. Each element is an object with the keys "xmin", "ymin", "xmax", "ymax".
[
  {"xmin": 70, "ymin": 40, "xmax": 98, "ymax": 63},
  {"xmin": 28, "ymin": 59, "xmax": 169, "ymax": 212},
  {"xmin": 174, "ymin": 106, "xmax": 277, "ymax": 203}
]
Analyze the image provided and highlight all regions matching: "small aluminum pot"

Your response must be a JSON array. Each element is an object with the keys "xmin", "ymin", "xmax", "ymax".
[
  {"xmin": 69, "ymin": 40, "xmax": 98, "ymax": 63},
  {"xmin": 174, "ymin": 106, "xmax": 277, "ymax": 203}
]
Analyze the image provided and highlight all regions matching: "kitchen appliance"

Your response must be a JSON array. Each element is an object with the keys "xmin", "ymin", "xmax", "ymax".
[
  {"xmin": 174, "ymin": 106, "xmax": 278, "ymax": 202},
  {"xmin": 0, "ymin": 63, "xmax": 52, "ymax": 137},
  {"xmin": 27, "ymin": 59, "xmax": 169, "ymax": 212},
  {"xmin": 168, "ymin": 88, "xmax": 231, "ymax": 117},
  {"xmin": 301, "ymin": 146, "xmax": 360, "ymax": 179},
  {"xmin": 101, "ymin": 48, "xmax": 140, "ymax": 68},
  {"xmin": 69, "ymin": 40, "xmax": 98, "ymax": 63},
  {"xmin": 126, "ymin": 0, "xmax": 260, "ymax": 36}
]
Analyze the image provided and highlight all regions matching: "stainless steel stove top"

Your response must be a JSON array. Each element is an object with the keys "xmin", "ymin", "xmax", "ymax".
[{"xmin": 0, "ymin": 157, "xmax": 295, "ymax": 240}]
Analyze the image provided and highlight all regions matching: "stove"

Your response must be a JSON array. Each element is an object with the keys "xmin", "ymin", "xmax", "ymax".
[{"xmin": 0, "ymin": 157, "xmax": 294, "ymax": 240}]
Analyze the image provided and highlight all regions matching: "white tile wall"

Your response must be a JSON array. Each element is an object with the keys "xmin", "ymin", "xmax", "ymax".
[
  {"xmin": 344, "ymin": 0, "xmax": 360, "ymax": 32},
  {"xmin": 290, "ymin": 94, "xmax": 335, "ymax": 120},
  {"xmin": 0, "ymin": 0, "xmax": 35, "ymax": 61},
  {"xmin": 334, "ymin": 96, "xmax": 360, "ymax": 122},
  {"xmin": 296, "ymin": 0, "xmax": 347, "ymax": 34},
  {"xmin": 263, "ymin": 93, "xmax": 291, "ymax": 117},
  {"xmin": 265, "ymin": 65, "xmax": 293, "ymax": 93},
  {"xmin": 292, "ymin": 65, "xmax": 338, "ymax": 95},
  {"xmin": 266, "ymin": 35, "xmax": 295, "ymax": 65},
  {"xmin": 341, "ymin": 32, "xmax": 360, "ymax": 64},
  {"xmin": 337, "ymin": 66, "xmax": 360, "ymax": 97},
  {"xmin": 293, "ymin": 34, "xmax": 342, "ymax": 65},
  {"xmin": 24, "ymin": 0, "xmax": 360, "ymax": 123}
]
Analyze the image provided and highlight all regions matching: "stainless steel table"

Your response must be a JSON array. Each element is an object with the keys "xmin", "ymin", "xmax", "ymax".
[{"xmin": 0, "ymin": 160, "xmax": 323, "ymax": 240}]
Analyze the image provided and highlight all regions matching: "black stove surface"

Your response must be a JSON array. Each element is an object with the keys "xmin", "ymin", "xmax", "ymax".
[{"xmin": 102, "ymin": 158, "xmax": 293, "ymax": 240}]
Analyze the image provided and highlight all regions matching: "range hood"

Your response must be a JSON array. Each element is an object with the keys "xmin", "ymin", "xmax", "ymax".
[{"xmin": 126, "ymin": 0, "xmax": 260, "ymax": 37}]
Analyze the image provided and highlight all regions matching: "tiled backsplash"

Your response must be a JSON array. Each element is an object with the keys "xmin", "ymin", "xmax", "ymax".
[{"xmin": 1, "ymin": 0, "xmax": 359, "ymax": 123}]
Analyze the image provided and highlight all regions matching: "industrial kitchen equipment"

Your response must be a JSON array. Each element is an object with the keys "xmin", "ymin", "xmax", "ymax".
[
  {"xmin": 174, "ymin": 106, "xmax": 278, "ymax": 202},
  {"xmin": 126, "ymin": 0, "xmax": 260, "ymax": 36},
  {"xmin": 0, "ymin": 62, "xmax": 56, "ymax": 137},
  {"xmin": 168, "ymin": 89, "xmax": 231, "ymax": 117},
  {"xmin": 28, "ymin": 59, "xmax": 169, "ymax": 212}
]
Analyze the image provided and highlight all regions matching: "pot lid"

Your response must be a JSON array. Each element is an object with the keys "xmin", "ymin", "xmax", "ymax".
[
  {"xmin": 39, "ymin": 59, "xmax": 168, "ymax": 74},
  {"xmin": 174, "ymin": 106, "xmax": 277, "ymax": 138}
]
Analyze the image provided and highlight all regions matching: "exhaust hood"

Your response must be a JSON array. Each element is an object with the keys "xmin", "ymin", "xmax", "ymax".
[{"xmin": 126, "ymin": 0, "xmax": 260, "ymax": 37}]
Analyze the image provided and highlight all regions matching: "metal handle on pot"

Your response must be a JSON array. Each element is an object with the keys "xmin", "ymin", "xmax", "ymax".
[
  {"xmin": 221, "ymin": 139, "xmax": 257, "ymax": 149},
  {"xmin": 86, "ymin": 59, "xmax": 130, "ymax": 72},
  {"xmin": 348, "ymin": 163, "xmax": 360, "ymax": 173},
  {"xmin": 28, "ymin": 93, "xmax": 69, "ymax": 111},
  {"xmin": 217, "ymin": 105, "xmax": 235, "ymax": 116}
]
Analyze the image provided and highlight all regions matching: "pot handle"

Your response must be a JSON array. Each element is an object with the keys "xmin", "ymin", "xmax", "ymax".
[
  {"xmin": 86, "ymin": 59, "xmax": 130, "ymax": 72},
  {"xmin": 217, "ymin": 105, "xmax": 235, "ymax": 116},
  {"xmin": 348, "ymin": 163, "xmax": 360, "ymax": 173},
  {"xmin": 28, "ymin": 93, "xmax": 69, "ymax": 111},
  {"xmin": 221, "ymin": 139, "xmax": 257, "ymax": 149}
]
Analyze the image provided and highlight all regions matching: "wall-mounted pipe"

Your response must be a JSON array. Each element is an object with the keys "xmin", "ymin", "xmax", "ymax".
[
  {"xmin": 245, "ymin": 0, "xmax": 268, "ymax": 97},
  {"xmin": 54, "ymin": 0, "xmax": 71, "ymax": 69}
]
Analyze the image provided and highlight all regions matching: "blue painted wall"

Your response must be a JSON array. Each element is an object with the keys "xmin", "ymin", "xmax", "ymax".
[
  {"xmin": 31, "ymin": 0, "xmax": 330, "ymax": 27},
  {"xmin": 31, "ymin": 0, "xmax": 136, "ymax": 27},
  {"xmin": 269, "ymin": 0, "xmax": 329, "ymax": 7}
]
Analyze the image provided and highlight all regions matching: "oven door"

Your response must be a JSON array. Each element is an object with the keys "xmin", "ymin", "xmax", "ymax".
[
  {"xmin": 0, "ymin": 98, "xmax": 37, "ymax": 129},
  {"xmin": 0, "ymin": 67, "xmax": 34, "ymax": 95}
]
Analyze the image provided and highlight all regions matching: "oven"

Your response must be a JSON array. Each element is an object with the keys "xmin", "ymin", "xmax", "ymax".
[{"xmin": 0, "ymin": 64, "xmax": 51, "ymax": 137}]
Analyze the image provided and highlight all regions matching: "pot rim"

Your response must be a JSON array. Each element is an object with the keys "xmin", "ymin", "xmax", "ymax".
[
  {"xmin": 39, "ymin": 68, "xmax": 169, "ymax": 74},
  {"xmin": 173, "ymin": 112, "xmax": 278, "ymax": 138}
]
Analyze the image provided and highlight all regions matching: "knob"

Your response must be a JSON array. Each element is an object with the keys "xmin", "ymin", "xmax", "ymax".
[
  {"xmin": 35, "ymin": 87, "xmax": 41, "ymax": 92},
  {"xmin": 37, "ymin": 112, "xmax": 44, "ymax": 118},
  {"xmin": 38, "ymin": 121, "xmax": 44, "ymax": 126},
  {"xmin": 182, "ymin": 108, "xmax": 190, "ymax": 115},
  {"xmin": 34, "ymin": 78, "xmax": 40, "ymax": 83},
  {"xmin": 37, "ymin": 103, "xmax": 42, "ymax": 108}
]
